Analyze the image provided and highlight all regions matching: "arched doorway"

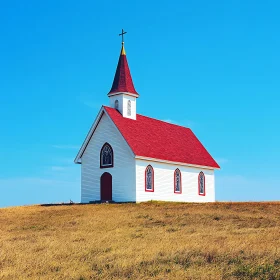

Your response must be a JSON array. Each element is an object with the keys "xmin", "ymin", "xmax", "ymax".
[{"xmin": 100, "ymin": 172, "xmax": 112, "ymax": 201}]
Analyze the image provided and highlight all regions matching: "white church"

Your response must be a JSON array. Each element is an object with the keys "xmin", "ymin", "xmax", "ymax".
[{"xmin": 74, "ymin": 34, "xmax": 220, "ymax": 203}]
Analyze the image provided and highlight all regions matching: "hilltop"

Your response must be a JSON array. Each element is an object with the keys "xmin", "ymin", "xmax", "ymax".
[{"xmin": 1, "ymin": 202, "xmax": 280, "ymax": 279}]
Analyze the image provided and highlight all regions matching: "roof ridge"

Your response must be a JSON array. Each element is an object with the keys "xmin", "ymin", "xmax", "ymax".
[
  {"xmin": 103, "ymin": 106, "xmax": 191, "ymax": 130},
  {"xmin": 136, "ymin": 113, "xmax": 192, "ymax": 130}
]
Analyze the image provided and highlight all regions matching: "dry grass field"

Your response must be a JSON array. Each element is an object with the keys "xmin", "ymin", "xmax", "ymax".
[{"xmin": 1, "ymin": 202, "xmax": 280, "ymax": 280}]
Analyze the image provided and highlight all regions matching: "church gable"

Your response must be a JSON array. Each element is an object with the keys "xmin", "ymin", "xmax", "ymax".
[
  {"xmin": 79, "ymin": 109, "xmax": 134, "ymax": 164},
  {"xmin": 74, "ymin": 107, "xmax": 134, "ymax": 164}
]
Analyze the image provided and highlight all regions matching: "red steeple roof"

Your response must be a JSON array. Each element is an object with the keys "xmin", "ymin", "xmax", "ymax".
[{"xmin": 108, "ymin": 44, "xmax": 138, "ymax": 96}]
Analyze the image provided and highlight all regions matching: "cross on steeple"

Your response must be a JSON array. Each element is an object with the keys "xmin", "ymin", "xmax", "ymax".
[{"xmin": 119, "ymin": 29, "xmax": 127, "ymax": 44}]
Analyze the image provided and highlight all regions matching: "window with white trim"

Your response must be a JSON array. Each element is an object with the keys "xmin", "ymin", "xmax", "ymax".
[
  {"xmin": 115, "ymin": 100, "xmax": 119, "ymax": 110},
  {"xmin": 127, "ymin": 100, "xmax": 131, "ymax": 116}
]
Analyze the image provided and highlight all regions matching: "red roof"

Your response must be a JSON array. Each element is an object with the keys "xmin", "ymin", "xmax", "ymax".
[
  {"xmin": 108, "ymin": 44, "xmax": 138, "ymax": 96},
  {"xmin": 104, "ymin": 106, "xmax": 220, "ymax": 169}
]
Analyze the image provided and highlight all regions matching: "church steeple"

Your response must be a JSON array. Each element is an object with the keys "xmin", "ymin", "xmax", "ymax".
[
  {"xmin": 108, "ymin": 30, "xmax": 138, "ymax": 120},
  {"xmin": 108, "ymin": 42, "xmax": 138, "ymax": 96}
]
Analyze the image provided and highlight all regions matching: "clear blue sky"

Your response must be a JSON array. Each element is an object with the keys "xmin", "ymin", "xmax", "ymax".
[{"xmin": 1, "ymin": 0, "xmax": 280, "ymax": 207}]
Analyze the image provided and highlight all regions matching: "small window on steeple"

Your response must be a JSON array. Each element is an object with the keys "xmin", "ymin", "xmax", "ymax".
[
  {"xmin": 127, "ymin": 100, "xmax": 131, "ymax": 116},
  {"xmin": 115, "ymin": 100, "xmax": 119, "ymax": 110}
]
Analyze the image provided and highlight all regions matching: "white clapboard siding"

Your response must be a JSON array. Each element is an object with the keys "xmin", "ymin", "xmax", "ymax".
[
  {"xmin": 81, "ymin": 113, "xmax": 136, "ymax": 203},
  {"xmin": 136, "ymin": 159, "xmax": 215, "ymax": 202}
]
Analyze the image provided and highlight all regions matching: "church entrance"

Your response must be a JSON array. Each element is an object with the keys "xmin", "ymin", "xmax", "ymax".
[{"xmin": 100, "ymin": 172, "xmax": 112, "ymax": 201}]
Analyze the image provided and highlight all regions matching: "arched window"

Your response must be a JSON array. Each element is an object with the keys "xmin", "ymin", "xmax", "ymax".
[
  {"xmin": 145, "ymin": 165, "xmax": 154, "ymax": 192},
  {"xmin": 115, "ymin": 100, "xmax": 119, "ymax": 110},
  {"xmin": 100, "ymin": 143, "xmax": 113, "ymax": 168},
  {"xmin": 127, "ymin": 100, "xmax": 131, "ymax": 116},
  {"xmin": 198, "ymin": 171, "xmax": 205, "ymax": 196},
  {"xmin": 174, "ymin": 169, "xmax": 182, "ymax": 194}
]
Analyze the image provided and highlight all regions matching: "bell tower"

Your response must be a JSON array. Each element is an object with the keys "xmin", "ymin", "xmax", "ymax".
[{"xmin": 108, "ymin": 29, "xmax": 139, "ymax": 120}]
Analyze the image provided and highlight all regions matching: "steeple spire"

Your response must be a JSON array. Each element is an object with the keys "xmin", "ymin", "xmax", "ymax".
[{"xmin": 108, "ymin": 30, "xmax": 138, "ymax": 97}]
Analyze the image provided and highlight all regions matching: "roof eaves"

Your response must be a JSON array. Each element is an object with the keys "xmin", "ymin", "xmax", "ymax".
[{"xmin": 135, "ymin": 156, "xmax": 220, "ymax": 170}]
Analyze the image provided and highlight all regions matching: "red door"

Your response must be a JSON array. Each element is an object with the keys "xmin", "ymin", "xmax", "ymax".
[{"xmin": 100, "ymin": 172, "xmax": 112, "ymax": 201}]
